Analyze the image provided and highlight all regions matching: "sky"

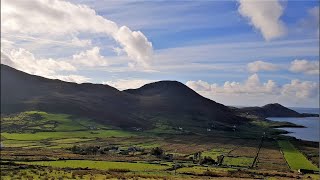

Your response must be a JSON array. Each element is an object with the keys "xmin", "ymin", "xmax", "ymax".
[{"xmin": 1, "ymin": 0, "xmax": 319, "ymax": 108}]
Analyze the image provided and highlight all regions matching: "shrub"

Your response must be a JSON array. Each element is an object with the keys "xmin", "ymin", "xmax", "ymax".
[
  {"xmin": 151, "ymin": 147, "xmax": 164, "ymax": 157},
  {"xmin": 200, "ymin": 156, "xmax": 217, "ymax": 165}
]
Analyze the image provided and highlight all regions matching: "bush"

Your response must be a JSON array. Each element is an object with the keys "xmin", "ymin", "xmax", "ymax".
[
  {"xmin": 200, "ymin": 156, "xmax": 217, "ymax": 165},
  {"xmin": 150, "ymin": 147, "xmax": 164, "ymax": 157}
]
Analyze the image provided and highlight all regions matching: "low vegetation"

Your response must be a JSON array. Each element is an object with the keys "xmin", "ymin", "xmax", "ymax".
[
  {"xmin": 17, "ymin": 160, "xmax": 169, "ymax": 171},
  {"xmin": 0, "ymin": 111, "xmax": 319, "ymax": 179},
  {"xmin": 278, "ymin": 140, "xmax": 318, "ymax": 171}
]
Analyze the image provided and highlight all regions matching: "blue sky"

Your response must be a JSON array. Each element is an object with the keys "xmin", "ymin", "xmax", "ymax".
[{"xmin": 1, "ymin": 0, "xmax": 319, "ymax": 107}]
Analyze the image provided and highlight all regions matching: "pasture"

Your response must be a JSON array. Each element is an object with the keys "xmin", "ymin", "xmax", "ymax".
[
  {"xmin": 223, "ymin": 157, "xmax": 253, "ymax": 167},
  {"xmin": 278, "ymin": 140, "xmax": 319, "ymax": 171},
  {"xmin": 18, "ymin": 160, "xmax": 169, "ymax": 171},
  {"xmin": 0, "ymin": 111, "xmax": 319, "ymax": 179}
]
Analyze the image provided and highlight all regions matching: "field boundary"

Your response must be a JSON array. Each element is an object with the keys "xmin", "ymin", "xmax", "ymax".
[
  {"xmin": 251, "ymin": 137, "xmax": 264, "ymax": 168},
  {"xmin": 278, "ymin": 142, "xmax": 291, "ymax": 170}
]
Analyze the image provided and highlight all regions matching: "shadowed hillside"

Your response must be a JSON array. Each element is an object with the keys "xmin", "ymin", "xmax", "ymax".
[{"xmin": 1, "ymin": 64, "xmax": 246, "ymax": 130}]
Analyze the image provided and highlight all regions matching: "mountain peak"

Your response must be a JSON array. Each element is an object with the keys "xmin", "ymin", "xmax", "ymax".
[
  {"xmin": 262, "ymin": 103, "xmax": 284, "ymax": 108},
  {"xmin": 124, "ymin": 80, "xmax": 198, "ymax": 97}
]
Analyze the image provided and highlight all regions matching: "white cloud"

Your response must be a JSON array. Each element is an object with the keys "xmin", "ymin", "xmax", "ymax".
[
  {"xmin": 185, "ymin": 80, "xmax": 213, "ymax": 92},
  {"xmin": 71, "ymin": 37, "xmax": 92, "ymax": 47},
  {"xmin": 238, "ymin": 0, "xmax": 287, "ymax": 41},
  {"xmin": 187, "ymin": 74, "xmax": 278, "ymax": 95},
  {"xmin": 1, "ymin": 48, "xmax": 91, "ymax": 84},
  {"xmin": 72, "ymin": 47, "xmax": 108, "ymax": 67},
  {"xmin": 1, "ymin": 0, "xmax": 153, "ymax": 67},
  {"xmin": 102, "ymin": 79, "xmax": 157, "ymax": 90},
  {"xmin": 281, "ymin": 80, "xmax": 318, "ymax": 98},
  {"xmin": 1, "ymin": 48, "xmax": 76, "ymax": 77},
  {"xmin": 289, "ymin": 59, "xmax": 319, "ymax": 75},
  {"xmin": 186, "ymin": 75, "xmax": 319, "ymax": 107},
  {"xmin": 50, "ymin": 74, "xmax": 91, "ymax": 84},
  {"xmin": 247, "ymin": 60, "xmax": 279, "ymax": 73},
  {"xmin": 115, "ymin": 26, "xmax": 153, "ymax": 68}
]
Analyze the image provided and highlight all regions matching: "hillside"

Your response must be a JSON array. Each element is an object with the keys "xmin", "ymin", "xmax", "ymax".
[
  {"xmin": 124, "ymin": 81, "xmax": 245, "ymax": 129},
  {"xmin": 237, "ymin": 103, "xmax": 319, "ymax": 118},
  {"xmin": 1, "ymin": 64, "xmax": 246, "ymax": 130},
  {"xmin": 0, "ymin": 64, "xmax": 145, "ymax": 128}
]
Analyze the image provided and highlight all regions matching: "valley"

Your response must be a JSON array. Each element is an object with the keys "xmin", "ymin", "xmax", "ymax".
[
  {"xmin": 1, "ymin": 111, "xmax": 319, "ymax": 179},
  {"xmin": 0, "ymin": 65, "xmax": 319, "ymax": 179}
]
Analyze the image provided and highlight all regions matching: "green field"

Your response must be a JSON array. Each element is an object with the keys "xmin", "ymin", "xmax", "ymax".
[
  {"xmin": 0, "ymin": 111, "xmax": 136, "ymax": 149},
  {"xmin": 223, "ymin": 157, "xmax": 253, "ymax": 167},
  {"xmin": 1, "ymin": 111, "xmax": 109, "ymax": 133},
  {"xmin": 1, "ymin": 130, "xmax": 134, "ymax": 141},
  {"xmin": 18, "ymin": 160, "xmax": 169, "ymax": 171},
  {"xmin": 278, "ymin": 140, "xmax": 319, "ymax": 171},
  {"xmin": 201, "ymin": 148, "xmax": 230, "ymax": 160},
  {"xmin": 1, "ymin": 111, "xmax": 135, "ymax": 141},
  {"xmin": 1, "ymin": 111, "xmax": 319, "ymax": 179}
]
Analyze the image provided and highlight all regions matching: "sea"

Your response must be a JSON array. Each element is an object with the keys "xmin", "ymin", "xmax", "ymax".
[{"xmin": 267, "ymin": 107, "xmax": 320, "ymax": 142}]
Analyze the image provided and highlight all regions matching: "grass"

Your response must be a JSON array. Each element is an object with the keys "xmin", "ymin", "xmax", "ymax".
[
  {"xmin": 1, "ymin": 111, "xmax": 134, "ymax": 149},
  {"xmin": 201, "ymin": 148, "xmax": 230, "ymax": 160},
  {"xmin": 1, "ymin": 111, "xmax": 108, "ymax": 133},
  {"xmin": 50, "ymin": 138, "xmax": 92, "ymax": 144},
  {"xmin": 177, "ymin": 166, "xmax": 232, "ymax": 175},
  {"xmin": 1, "ymin": 140, "xmax": 38, "ymax": 148},
  {"xmin": 278, "ymin": 140, "xmax": 319, "ymax": 171},
  {"xmin": 0, "ymin": 169, "xmax": 74, "ymax": 180},
  {"xmin": 0, "ymin": 164, "xmax": 174, "ymax": 180},
  {"xmin": 223, "ymin": 157, "xmax": 253, "ymax": 167},
  {"xmin": 1, "ymin": 110, "xmax": 319, "ymax": 179},
  {"xmin": 136, "ymin": 142, "xmax": 161, "ymax": 149},
  {"xmin": 18, "ymin": 160, "xmax": 169, "ymax": 171},
  {"xmin": 1, "ymin": 130, "xmax": 135, "ymax": 141}
]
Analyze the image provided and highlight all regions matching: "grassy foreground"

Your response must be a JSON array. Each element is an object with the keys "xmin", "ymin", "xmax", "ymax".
[
  {"xmin": 18, "ymin": 160, "xmax": 169, "ymax": 171},
  {"xmin": 278, "ymin": 140, "xmax": 319, "ymax": 171},
  {"xmin": 1, "ymin": 111, "xmax": 319, "ymax": 179}
]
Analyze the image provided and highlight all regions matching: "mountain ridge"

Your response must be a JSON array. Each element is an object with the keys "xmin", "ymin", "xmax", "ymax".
[
  {"xmin": 236, "ymin": 103, "xmax": 319, "ymax": 118},
  {"xmin": 2, "ymin": 64, "xmax": 316, "ymax": 131},
  {"xmin": 1, "ymin": 64, "xmax": 246, "ymax": 130}
]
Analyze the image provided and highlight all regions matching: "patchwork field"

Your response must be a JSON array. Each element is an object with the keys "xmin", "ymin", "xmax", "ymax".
[
  {"xmin": 0, "ymin": 111, "xmax": 319, "ymax": 179},
  {"xmin": 256, "ymin": 140, "xmax": 290, "ymax": 172}
]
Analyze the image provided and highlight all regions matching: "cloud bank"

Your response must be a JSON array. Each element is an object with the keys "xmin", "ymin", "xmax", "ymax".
[
  {"xmin": 186, "ymin": 74, "xmax": 319, "ymax": 106},
  {"xmin": 1, "ymin": 48, "xmax": 90, "ymax": 84},
  {"xmin": 1, "ymin": 0, "xmax": 153, "ymax": 67}
]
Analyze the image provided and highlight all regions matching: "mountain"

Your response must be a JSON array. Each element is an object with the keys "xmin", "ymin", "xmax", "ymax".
[
  {"xmin": 124, "ymin": 81, "xmax": 246, "ymax": 128},
  {"xmin": 237, "ymin": 103, "xmax": 319, "ymax": 118},
  {"xmin": 0, "ymin": 64, "xmax": 145, "ymax": 128},
  {"xmin": 1, "ymin": 64, "xmax": 246, "ymax": 130}
]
